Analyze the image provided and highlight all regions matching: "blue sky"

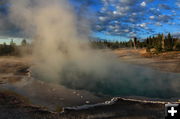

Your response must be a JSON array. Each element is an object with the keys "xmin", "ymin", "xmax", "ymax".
[
  {"xmin": 71, "ymin": 0, "xmax": 180, "ymax": 41},
  {"xmin": 0, "ymin": 0, "xmax": 180, "ymax": 42}
]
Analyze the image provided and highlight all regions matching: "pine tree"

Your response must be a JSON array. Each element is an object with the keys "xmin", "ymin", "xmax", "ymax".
[{"xmin": 21, "ymin": 39, "xmax": 27, "ymax": 46}]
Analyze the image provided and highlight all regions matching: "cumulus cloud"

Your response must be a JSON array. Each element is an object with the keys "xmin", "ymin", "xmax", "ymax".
[
  {"xmin": 0, "ymin": 0, "xmax": 179, "ymax": 39},
  {"xmin": 99, "ymin": 16, "xmax": 108, "ymax": 21},
  {"xmin": 140, "ymin": 1, "xmax": 146, "ymax": 7},
  {"xmin": 149, "ymin": 16, "xmax": 155, "ymax": 19},
  {"xmin": 139, "ymin": 23, "xmax": 147, "ymax": 28},
  {"xmin": 176, "ymin": 0, "xmax": 180, "ymax": 7},
  {"xmin": 93, "ymin": 0, "xmax": 179, "ymax": 38},
  {"xmin": 157, "ymin": 15, "xmax": 173, "ymax": 23},
  {"xmin": 155, "ymin": 22, "xmax": 162, "ymax": 26}
]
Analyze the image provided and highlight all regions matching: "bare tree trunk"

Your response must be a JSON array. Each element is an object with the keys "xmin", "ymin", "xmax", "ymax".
[
  {"xmin": 133, "ymin": 39, "xmax": 136, "ymax": 50},
  {"xmin": 161, "ymin": 34, "xmax": 165, "ymax": 50}
]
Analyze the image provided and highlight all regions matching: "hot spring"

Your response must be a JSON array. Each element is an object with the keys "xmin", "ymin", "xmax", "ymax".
[{"xmin": 32, "ymin": 59, "xmax": 180, "ymax": 100}]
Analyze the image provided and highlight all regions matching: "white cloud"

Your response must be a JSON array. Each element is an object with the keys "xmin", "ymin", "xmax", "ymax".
[
  {"xmin": 99, "ymin": 16, "xmax": 107, "ymax": 21},
  {"xmin": 114, "ymin": 29, "xmax": 119, "ymax": 32},
  {"xmin": 114, "ymin": 21, "xmax": 119, "ymax": 24},
  {"xmin": 124, "ymin": 29, "xmax": 129, "ymax": 32},
  {"xmin": 97, "ymin": 0, "xmax": 177, "ymax": 37},
  {"xmin": 132, "ymin": 13, "xmax": 137, "ymax": 16},
  {"xmin": 129, "ymin": 32, "xmax": 137, "ymax": 37},
  {"xmin": 155, "ymin": 22, "xmax": 162, "ymax": 26},
  {"xmin": 113, "ymin": 11, "xmax": 123, "ymax": 16},
  {"xmin": 116, "ymin": 6, "xmax": 130, "ymax": 12},
  {"xmin": 176, "ymin": 0, "xmax": 180, "ymax": 7},
  {"xmin": 140, "ymin": 1, "xmax": 146, "ymax": 7},
  {"xmin": 129, "ymin": 18, "xmax": 135, "ymax": 22},
  {"xmin": 149, "ymin": 16, "xmax": 155, "ymax": 19},
  {"xmin": 138, "ymin": 23, "xmax": 147, "ymax": 28},
  {"xmin": 177, "ymin": 3, "xmax": 180, "ymax": 7},
  {"xmin": 108, "ymin": 25, "xmax": 115, "ymax": 29},
  {"xmin": 101, "ymin": 7, "xmax": 107, "ymax": 12}
]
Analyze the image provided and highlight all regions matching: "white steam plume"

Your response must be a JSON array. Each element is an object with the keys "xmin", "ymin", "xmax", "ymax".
[{"xmin": 9, "ymin": 0, "xmax": 111, "ymax": 80}]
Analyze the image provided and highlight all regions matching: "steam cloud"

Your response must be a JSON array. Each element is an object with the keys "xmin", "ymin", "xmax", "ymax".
[{"xmin": 8, "ymin": 0, "xmax": 180, "ymax": 99}]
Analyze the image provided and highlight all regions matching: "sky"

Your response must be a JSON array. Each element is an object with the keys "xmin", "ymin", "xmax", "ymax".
[
  {"xmin": 0, "ymin": 37, "xmax": 24, "ymax": 45},
  {"xmin": 71, "ymin": 0, "xmax": 180, "ymax": 41},
  {"xmin": 0, "ymin": 0, "xmax": 180, "ymax": 42}
]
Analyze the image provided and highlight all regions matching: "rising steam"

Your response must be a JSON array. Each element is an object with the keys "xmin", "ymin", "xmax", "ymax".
[{"xmin": 8, "ymin": 0, "xmax": 180, "ymax": 99}]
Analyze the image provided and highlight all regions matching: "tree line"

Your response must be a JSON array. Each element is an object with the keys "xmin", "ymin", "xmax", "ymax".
[
  {"xmin": 0, "ymin": 33, "xmax": 180, "ymax": 56},
  {"xmin": 91, "ymin": 33, "xmax": 180, "ymax": 52},
  {"xmin": 0, "ymin": 39, "xmax": 31, "ymax": 56}
]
